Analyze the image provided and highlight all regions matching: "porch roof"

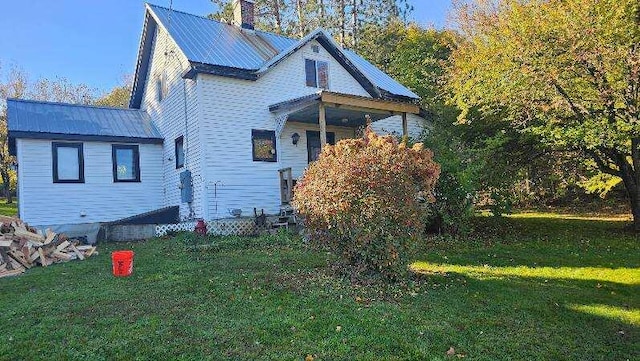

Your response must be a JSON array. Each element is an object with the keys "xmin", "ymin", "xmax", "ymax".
[{"xmin": 268, "ymin": 91, "xmax": 420, "ymax": 127}]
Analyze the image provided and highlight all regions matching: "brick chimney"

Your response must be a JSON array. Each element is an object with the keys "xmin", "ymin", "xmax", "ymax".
[{"xmin": 233, "ymin": 0, "xmax": 255, "ymax": 30}]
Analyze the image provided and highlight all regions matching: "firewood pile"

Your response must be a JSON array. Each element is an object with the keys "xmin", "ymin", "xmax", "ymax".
[{"xmin": 0, "ymin": 215, "xmax": 97, "ymax": 278}]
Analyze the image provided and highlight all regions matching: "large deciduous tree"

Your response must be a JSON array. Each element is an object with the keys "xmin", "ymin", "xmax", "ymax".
[{"xmin": 448, "ymin": 0, "xmax": 640, "ymax": 228}]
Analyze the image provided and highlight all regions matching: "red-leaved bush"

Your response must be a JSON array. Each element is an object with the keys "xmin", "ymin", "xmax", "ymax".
[{"xmin": 292, "ymin": 127, "xmax": 440, "ymax": 278}]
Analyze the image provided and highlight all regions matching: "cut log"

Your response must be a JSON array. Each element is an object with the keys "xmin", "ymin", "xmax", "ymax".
[
  {"xmin": 38, "ymin": 248, "xmax": 48, "ymax": 267},
  {"xmin": 44, "ymin": 229, "xmax": 56, "ymax": 245},
  {"xmin": 55, "ymin": 241, "xmax": 70, "ymax": 253},
  {"xmin": 14, "ymin": 228, "xmax": 45, "ymax": 242},
  {"xmin": 69, "ymin": 245, "xmax": 85, "ymax": 261}
]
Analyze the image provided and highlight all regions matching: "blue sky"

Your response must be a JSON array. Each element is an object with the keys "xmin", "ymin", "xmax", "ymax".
[{"xmin": 0, "ymin": 0, "xmax": 452, "ymax": 94}]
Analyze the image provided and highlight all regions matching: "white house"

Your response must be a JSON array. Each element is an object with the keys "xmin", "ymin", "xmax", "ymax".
[{"xmin": 8, "ymin": 1, "xmax": 429, "ymax": 240}]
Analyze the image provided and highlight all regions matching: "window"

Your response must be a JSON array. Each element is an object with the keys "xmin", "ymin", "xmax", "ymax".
[
  {"xmin": 156, "ymin": 71, "xmax": 168, "ymax": 102},
  {"xmin": 306, "ymin": 131, "xmax": 335, "ymax": 163},
  {"xmin": 175, "ymin": 136, "xmax": 184, "ymax": 169},
  {"xmin": 305, "ymin": 59, "xmax": 329, "ymax": 89},
  {"xmin": 252, "ymin": 130, "xmax": 277, "ymax": 162},
  {"xmin": 52, "ymin": 142, "xmax": 84, "ymax": 183},
  {"xmin": 112, "ymin": 145, "xmax": 140, "ymax": 182}
]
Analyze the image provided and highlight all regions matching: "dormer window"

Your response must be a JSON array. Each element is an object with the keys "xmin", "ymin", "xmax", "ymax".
[{"xmin": 305, "ymin": 59, "xmax": 329, "ymax": 89}]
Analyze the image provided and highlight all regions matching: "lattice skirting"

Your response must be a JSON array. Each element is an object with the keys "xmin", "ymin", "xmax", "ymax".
[{"xmin": 155, "ymin": 218, "xmax": 259, "ymax": 237}]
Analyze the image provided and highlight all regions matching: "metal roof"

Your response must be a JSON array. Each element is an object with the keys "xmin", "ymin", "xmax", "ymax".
[
  {"xmin": 131, "ymin": 4, "xmax": 419, "ymax": 107},
  {"xmin": 7, "ymin": 98, "xmax": 163, "ymax": 145},
  {"xmin": 148, "ymin": 4, "xmax": 296, "ymax": 70},
  {"xmin": 343, "ymin": 49, "xmax": 419, "ymax": 99}
]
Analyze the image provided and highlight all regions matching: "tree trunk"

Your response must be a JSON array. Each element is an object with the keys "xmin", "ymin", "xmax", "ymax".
[
  {"xmin": 351, "ymin": 0, "xmax": 358, "ymax": 49},
  {"xmin": 273, "ymin": 0, "xmax": 282, "ymax": 34},
  {"xmin": 339, "ymin": 0, "xmax": 346, "ymax": 46},
  {"xmin": 615, "ymin": 145, "xmax": 640, "ymax": 231},
  {"xmin": 296, "ymin": 0, "xmax": 305, "ymax": 38},
  {"xmin": 0, "ymin": 167, "xmax": 12, "ymax": 204}
]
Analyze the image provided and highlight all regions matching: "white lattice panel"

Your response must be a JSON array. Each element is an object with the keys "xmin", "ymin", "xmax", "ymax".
[
  {"xmin": 155, "ymin": 222, "xmax": 197, "ymax": 237},
  {"xmin": 208, "ymin": 218, "xmax": 258, "ymax": 236},
  {"xmin": 155, "ymin": 218, "xmax": 259, "ymax": 237}
]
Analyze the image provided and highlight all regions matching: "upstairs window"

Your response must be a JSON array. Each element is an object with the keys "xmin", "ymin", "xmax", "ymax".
[
  {"xmin": 252, "ymin": 130, "xmax": 277, "ymax": 162},
  {"xmin": 52, "ymin": 142, "xmax": 84, "ymax": 183},
  {"xmin": 156, "ymin": 71, "xmax": 168, "ymax": 102},
  {"xmin": 112, "ymin": 145, "xmax": 140, "ymax": 182},
  {"xmin": 305, "ymin": 59, "xmax": 329, "ymax": 89},
  {"xmin": 175, "ymin": 136, "xmax": 184, "ymax": 169}
]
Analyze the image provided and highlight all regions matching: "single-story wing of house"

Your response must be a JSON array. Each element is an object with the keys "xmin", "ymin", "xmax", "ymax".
[{"xmin": 7, "ymin": 0, "xmax": 430, "ymax": 241}]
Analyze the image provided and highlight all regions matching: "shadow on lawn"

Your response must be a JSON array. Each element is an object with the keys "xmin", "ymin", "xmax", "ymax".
[{"xmin": 428, "ymin": 214, "xmax": 640, "ymax": 269}]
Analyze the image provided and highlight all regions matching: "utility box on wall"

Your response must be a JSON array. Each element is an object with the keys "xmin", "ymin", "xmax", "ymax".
[{"xmin": 180, "ymin": 170, "xmax": 193, "ymax": 203}]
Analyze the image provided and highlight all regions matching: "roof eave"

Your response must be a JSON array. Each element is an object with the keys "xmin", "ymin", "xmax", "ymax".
[
  {"xmin": 183, "ymin": 62, "xmax": 258, "ymax": 81},
  {"xmin": 9, "ymin": 131, "xmax": 164, "ymax": 145}
]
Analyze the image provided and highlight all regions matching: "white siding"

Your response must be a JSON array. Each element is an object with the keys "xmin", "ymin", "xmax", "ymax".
[
  {"xmin": 140, "ymin": 26, "xmax": 203, "ymax": 221},
  {"xmin": 16, "ymin": 139, "xmax": 163, "ymax": 226},
  {"xmin": 197, "ymin": 40, "xmax": 426, "ymax": 217},
  {"xmin": 371, "ymin": 113, "xmax": 427, "ymax": 139},
  {"xmin": 278, "ymin": 123, "xmax": 355, "ymax": 179}
]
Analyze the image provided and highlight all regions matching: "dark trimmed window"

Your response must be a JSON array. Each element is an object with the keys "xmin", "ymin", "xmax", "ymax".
[
  {"xmin": 175, "ymin": 136, "xmax": 184, "ymax": 169},
  {"xmin": 305, "ymin": 59, "xmax": 329, "ymax": 89},
  {"xmin": 252, "ymin": 130, "xmax": 277, "ymax": 162},
  {"xmin": 112, "ymin": 145, "xmax": 140, "ymax": 182},
  {"xmin": 52, "ymin": 142, "xmax": 84, "ymax": 183}
]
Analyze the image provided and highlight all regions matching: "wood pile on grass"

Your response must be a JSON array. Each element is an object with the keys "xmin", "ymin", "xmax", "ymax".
[{"xmin": 0, "ymin": 216, "xmax": 97, "ymax": 278}]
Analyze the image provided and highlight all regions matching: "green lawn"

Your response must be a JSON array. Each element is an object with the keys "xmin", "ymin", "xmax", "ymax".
[
  {"xmin": 0, "ymin": 214, "xmax": 638, "ymax": 360},
  {"xmin": 0, "ymin": 199, "xmax": 17, "ymax": 216}
]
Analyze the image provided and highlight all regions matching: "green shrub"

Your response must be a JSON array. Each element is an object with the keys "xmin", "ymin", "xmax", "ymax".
[{"xmin": 292, "ymin": 127, "xmax": 440, "ymax": 279}]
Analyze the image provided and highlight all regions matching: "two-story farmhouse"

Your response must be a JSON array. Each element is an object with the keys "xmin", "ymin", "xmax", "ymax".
[{"xmin": 7, "ymin": 1, "xmax": 428, "ymax": 239}]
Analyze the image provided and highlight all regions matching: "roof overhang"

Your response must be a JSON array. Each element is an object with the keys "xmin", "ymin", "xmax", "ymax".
[
  {"xmin": 270, "ymin": 91, "xmax": 420, "ymax": 114},
  {"xmin": 269, "ymin": 91, "xmax": 420, "ymax": 129},
  {"xmin": 8, "ymin": 131, "xmax": 163, "ymax": 156}
]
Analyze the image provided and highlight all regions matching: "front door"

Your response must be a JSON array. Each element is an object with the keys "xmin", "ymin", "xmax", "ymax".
[{"xmin": 306, "ymin": 131, "xmax": 335, "ymax": 163}]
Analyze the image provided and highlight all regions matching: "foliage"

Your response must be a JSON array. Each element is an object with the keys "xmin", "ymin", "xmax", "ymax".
[
  {"xmin": 292, "ymin": 127, "xmax": 440, "ymax": 278},
  {"xmin": 0, "ymin": 214, "xmax": 638, "ymax": 359},
  {"xmin": 448, "ymin": 0, "xmax": 640, "ymax": 227},
  {"xmin": 0, "ymin": 63, "xmax": 99, "ymax": 202},
  {"xmin": 94, "ymin": 77, "xmax": 132, "ymax": 108},
  {"xmin": 209, "ymin": 0, "xmax": 413, "ymax": 47}
]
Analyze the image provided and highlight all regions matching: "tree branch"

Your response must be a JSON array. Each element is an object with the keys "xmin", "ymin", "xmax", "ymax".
[{"xmin": 584, "ymin": 148, "xmax": 621, "ymax": 177}]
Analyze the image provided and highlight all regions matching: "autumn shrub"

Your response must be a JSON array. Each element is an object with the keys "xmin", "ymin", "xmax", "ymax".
[{"xmin": 292, "ymin": 127, "xmax": 440, "ymax": 279}]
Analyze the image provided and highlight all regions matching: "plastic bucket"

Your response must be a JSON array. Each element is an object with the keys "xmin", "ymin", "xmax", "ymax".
[{"xmin": 111, "ymin": 250, "xmax": 135, "ymax": 277}]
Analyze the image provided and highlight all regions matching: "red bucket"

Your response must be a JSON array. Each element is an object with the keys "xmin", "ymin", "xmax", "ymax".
[{"xmin": 111, "ymin": 250, "xmax": 135, "ymax": 277}]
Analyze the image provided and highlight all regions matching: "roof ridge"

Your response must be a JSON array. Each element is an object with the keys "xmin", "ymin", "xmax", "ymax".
[
  {"xmin": 7, "ymin": 98, "xmax": 143, "ymax": 112},
  {"xmin": 146, "ymin": 2, "xmax": 297, "ymax": 42}
]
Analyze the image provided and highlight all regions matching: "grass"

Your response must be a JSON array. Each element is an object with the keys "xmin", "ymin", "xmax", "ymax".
[
  {"xmin": 0, "ymin": 199, "xmax": 17, "ymax": 216},
  {"xmin": 0, "ymin": 214, "xmax": 638, "ymax": 360}
]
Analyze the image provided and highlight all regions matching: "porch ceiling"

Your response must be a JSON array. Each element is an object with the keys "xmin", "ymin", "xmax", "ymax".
[
  {"xmin": 288, "ymin": 104, "xmax": 390, "ymax": 127},
  {"xmin": 269, "ymin": 91, "xmax": 420, "ymax": 127}
]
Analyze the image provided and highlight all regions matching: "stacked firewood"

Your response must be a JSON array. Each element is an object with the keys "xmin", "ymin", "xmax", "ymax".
[{"xmin": 0, "ymin": 216, "xmax": 97, "ymax": 278}]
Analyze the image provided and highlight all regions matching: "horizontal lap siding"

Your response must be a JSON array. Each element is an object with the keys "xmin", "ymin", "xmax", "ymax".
[
  {"xmin": 141, "ymin": 27, "xmax": 202, "ymax": 220},
  {"xmin": 371, "ymin": 113, "xmax": 427, "ymax": 138},
  {"xmin": 16, "ymin": 139, "xmax": 163, "ymax": 226},
  {"xmin": 200, "ymin": 40, "xmax": 371, "ymax": 217},
  {"xmin": 279, "ymin": 122, "xmax": 355, "ymax": 179}
]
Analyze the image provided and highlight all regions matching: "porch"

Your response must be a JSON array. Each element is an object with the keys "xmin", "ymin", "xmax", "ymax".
[{"xmin": 270, "ymin": 90, "xmax": 421, "ymax": 205}]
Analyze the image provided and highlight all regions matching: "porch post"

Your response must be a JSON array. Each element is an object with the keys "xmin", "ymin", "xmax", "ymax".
[
  {"xmin": 319, "ymin": 101, "xmax": 327, "ymax": 148},
  {"xmin": 402, "ymin": 112, "xmax": 408, "ymax": 137}
]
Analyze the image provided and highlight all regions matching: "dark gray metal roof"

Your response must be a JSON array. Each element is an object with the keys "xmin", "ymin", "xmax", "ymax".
[
  {"xmin": 7, "ymin": 98, "xmax": 163, "ymax": 144},
  {"xmin": 131, "ymin": 4, "xmax": 419, "ymax": 107}
]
